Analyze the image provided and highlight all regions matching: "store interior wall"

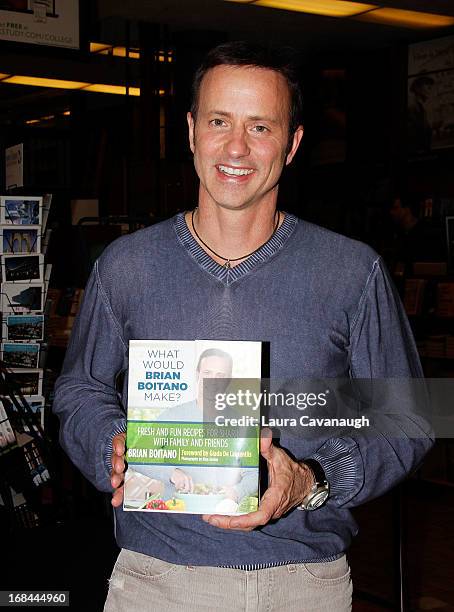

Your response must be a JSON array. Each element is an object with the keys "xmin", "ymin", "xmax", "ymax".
[{"xmin": 0, "ymin": 4, "xmax": 452, "ymax": 288}]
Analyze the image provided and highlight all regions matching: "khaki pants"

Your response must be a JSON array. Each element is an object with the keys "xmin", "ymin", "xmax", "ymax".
[{"xmin": 104, "ymin": 548, "xmax": 352, "ymax": 612}]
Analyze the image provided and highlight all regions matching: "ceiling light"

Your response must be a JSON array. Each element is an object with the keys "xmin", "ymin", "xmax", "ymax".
[
  {"xmin": 1, "ymin": 75, "xmax": 89, "ymax": 89},
  {"xmin": 90, "ymin": 42, "xmax": 111, "ymax": 54},
  {"xmin": 82, "ymin": 83, "xmax": 129, "ymax": 95},
  {"xmin": 90, "ymin": 42, "xmax": 140, "ymax": 59},
  {"xmin": 356, "ymin": 7, "xmax": 454, "ymax": 28},
  {"xmin": 226, "ymin": 0, "xmax": 454, "ymax": 28},
  {"xmin": 82, "ymin": 83, "xmax": 140, "ymax": 96},
  {"xmin": 111, "ymin": 46, "xmax": 140, "ymax": 59},
  {"xmin": 0, "ymin": 74, "xmax": 140, "ymax": 96},
  {"xmin": 242, "ymin": 0, "xmax": 376, "ymax": 17}
]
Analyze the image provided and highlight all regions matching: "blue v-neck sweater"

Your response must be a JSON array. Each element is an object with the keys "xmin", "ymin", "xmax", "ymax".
[{"xmin": 53, "ymin": 213, "xmax": 433, "ymax": 567}]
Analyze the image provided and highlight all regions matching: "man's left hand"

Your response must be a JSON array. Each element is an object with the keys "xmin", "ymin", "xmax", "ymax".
[{"xmin": 202, "ymin": 428, "xmax": 315, "ymax": 531}]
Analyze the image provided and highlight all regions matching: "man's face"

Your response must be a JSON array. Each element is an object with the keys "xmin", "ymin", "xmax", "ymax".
[
  {"xmin": 196, "ymin": 355, "xmax": 232, "ymax": 407},
  {"xmin": 188, "ymin": 65, "xmax": 303, "ymax": 212}
]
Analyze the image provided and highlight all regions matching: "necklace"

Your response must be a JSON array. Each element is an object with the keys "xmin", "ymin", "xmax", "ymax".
[{"xmin": 191, "ymin": 208, "xmax": 280, "ymax": 269}]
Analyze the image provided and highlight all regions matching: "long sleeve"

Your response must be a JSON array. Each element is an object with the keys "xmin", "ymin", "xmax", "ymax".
[
  {"xmin": 309, "ymin": 257, "xmax": 434, "ymax": 507},
  {"xmin": 53, "ymin": 260, "xmax": 128, "ymax": 492}
]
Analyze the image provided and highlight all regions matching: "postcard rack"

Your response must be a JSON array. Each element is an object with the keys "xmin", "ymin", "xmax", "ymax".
[
  {"xmin": 0, "ymin": 365, "xmax": 53, "ymax": 531},
  {"xmin": 0, "ymin": 194, "xmax": 54, "ymax": 530}
]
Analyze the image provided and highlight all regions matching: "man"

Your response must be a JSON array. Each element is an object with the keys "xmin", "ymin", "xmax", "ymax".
[{"xmin": 54, "ymin": 42, "xmax": 433, "ymax": 611}]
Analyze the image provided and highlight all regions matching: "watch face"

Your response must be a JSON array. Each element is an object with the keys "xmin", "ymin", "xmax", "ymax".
[{"xmin": 307, "ymin": 489, "xmax": 329, "ymax": 510}]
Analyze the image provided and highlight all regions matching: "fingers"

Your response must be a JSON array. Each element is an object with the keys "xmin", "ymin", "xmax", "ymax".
[
  {"xmin": 110, "ymin": 461, "xmax": 124, "ymax": 489},
  {"xmin": 113, "ymin": 433, "xmax": 126, "ymax": 456},
  {"xmin": 202, "ymin": 506, "xmax": 273, "ymax": 531},
  {"xmin": 111, "ymin": 432, "xmax": 126, "ymax": 491},
  {"xmin": 111, "ymin": 484, "xmax": 124, "ymax": 507},
  {"xmin": 202, "ymin": 488, "xmax": 280, "ymax": 531},
  {"xmin": 260, "ymin": 427, "xmax": 274, "ymax": 458}
]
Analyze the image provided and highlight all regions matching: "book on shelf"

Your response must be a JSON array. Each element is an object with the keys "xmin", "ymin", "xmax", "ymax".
[
  {"xmin": 413, "ymin": 262, "xmax": 447, "ymax": 276},
  {"xmin": 436, "ymin": 283, "xmax": 454, "ymax": 318},
  {"xmin": 447, "ymin": 336, "xmax": 454, "ymax": 359},
  {"xmin": 425, "ymin": 335, "xmax": 447, "ymax": 358},
  {"xmin": 123, "ymin": 339, "xmax": 262, "ymax": 515},
  {"xmin": 403, "ymin": 278, "xmax": 426, "ymax": 316}
]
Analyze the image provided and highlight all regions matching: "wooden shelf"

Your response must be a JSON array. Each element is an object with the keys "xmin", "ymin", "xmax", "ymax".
[{"xmin": 418, "ymin": 477, "xmax": 454, "ymax": 488}]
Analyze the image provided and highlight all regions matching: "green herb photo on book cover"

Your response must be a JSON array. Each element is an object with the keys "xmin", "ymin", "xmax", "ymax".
[{"xmin": 123, "ymin": 339, "xmax": 262, "ymax": 515}]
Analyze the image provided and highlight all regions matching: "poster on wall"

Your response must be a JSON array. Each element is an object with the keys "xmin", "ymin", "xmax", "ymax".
[
  {"xmin": 5, "ymin": 144, "xmax": 23, "ymax": 191},
  {"xmin": 0, "ymin": 1, "xmax": 79, "ymax": 50},
  {"xmin": 408, "ymin": 35, "xmax": 454, "ymax": 154}
]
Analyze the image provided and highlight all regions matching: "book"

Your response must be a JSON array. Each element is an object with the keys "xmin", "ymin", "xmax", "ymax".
[
  {"xmin": 436, "ymin": 283, "xmax": 454, "ymax": 318},
  {"xmin": 123, "ymin": 339, "xmax": 262, "ymax": 515},
  {"xmin": 403, "ymin": 279, "xmax": 426, "ymax": 316}
]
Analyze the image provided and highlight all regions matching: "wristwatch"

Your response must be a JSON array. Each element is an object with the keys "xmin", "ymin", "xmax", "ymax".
[{"xmin": 298, "ymin": 458, "xmax": 330, "ymax": 511}]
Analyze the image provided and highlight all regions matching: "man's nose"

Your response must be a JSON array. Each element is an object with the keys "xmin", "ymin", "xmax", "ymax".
[{"xmin": 225, "ymin": 126, "xmax": 250, "ymax": 158}]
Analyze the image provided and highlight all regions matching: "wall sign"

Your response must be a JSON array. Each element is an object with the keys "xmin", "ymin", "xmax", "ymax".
[{"xmin": 0, "ymin": 1, "xmax": 79, "ymax": 50}]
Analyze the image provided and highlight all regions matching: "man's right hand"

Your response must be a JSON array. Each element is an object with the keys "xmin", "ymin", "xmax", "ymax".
[{"xmin": 111, "ymin": 432, "xmax": 126, "ymax": 507}]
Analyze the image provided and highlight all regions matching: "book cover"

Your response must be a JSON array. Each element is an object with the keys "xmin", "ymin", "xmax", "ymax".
[{"xmin": 123, "ymin": 339, "xmax": 262, "ymax": 515}]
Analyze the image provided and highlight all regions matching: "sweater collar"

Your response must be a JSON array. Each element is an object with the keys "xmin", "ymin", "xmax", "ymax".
[{"xmin": 173, "ymin": 210, "xmax": 298, "ymax": 284}]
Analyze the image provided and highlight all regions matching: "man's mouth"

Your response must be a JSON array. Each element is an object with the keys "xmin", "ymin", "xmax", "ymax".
[{"xmin": 217, "ymin": 164, "xmax": 254, "ymax": 177}]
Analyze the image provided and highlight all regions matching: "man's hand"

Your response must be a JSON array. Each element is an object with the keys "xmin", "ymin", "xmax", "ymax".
[
  {"xmin": 202, "ymin": 428, "xmax": 315, "ymax": 531},
  {"xmin": 111, "ymin": 432, "xmax": 126, "ymax": 508},
  {"xmin": 171, "ymin": 468, "xmax": 194, "ymax": 493}
]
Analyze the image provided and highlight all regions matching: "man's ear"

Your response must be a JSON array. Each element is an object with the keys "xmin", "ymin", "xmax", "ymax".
[
  {"xmin": 285, "ymin": 125, "xmax": 304, "ymax": 165},
  {"xmin": 187, "ymin": 112, "xmax": 195, "ymax": 154}
]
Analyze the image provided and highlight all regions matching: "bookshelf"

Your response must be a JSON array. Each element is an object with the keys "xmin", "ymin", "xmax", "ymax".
[{"xmin": 401, "ymin": 266, "xmax": 454, "ymax": 488}]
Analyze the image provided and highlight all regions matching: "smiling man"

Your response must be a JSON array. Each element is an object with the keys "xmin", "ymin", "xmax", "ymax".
[{"xmin": 54, "ymin": 42, "xmax": 433, "ymax": 612}]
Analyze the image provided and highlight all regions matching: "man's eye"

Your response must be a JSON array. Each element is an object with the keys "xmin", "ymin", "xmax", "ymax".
[
  {"xmin": 253, "ymin": 125, "xmax": 268, "ymax": 133},
  {"xmin": 210, "ymin": 118, "xmax": 225, "ymax": 127}
]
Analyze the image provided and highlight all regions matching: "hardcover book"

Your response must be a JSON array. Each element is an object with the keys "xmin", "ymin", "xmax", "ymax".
[{"xmin": 123, "ymin": 339, "xmax": 262, "ymax": 515}]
